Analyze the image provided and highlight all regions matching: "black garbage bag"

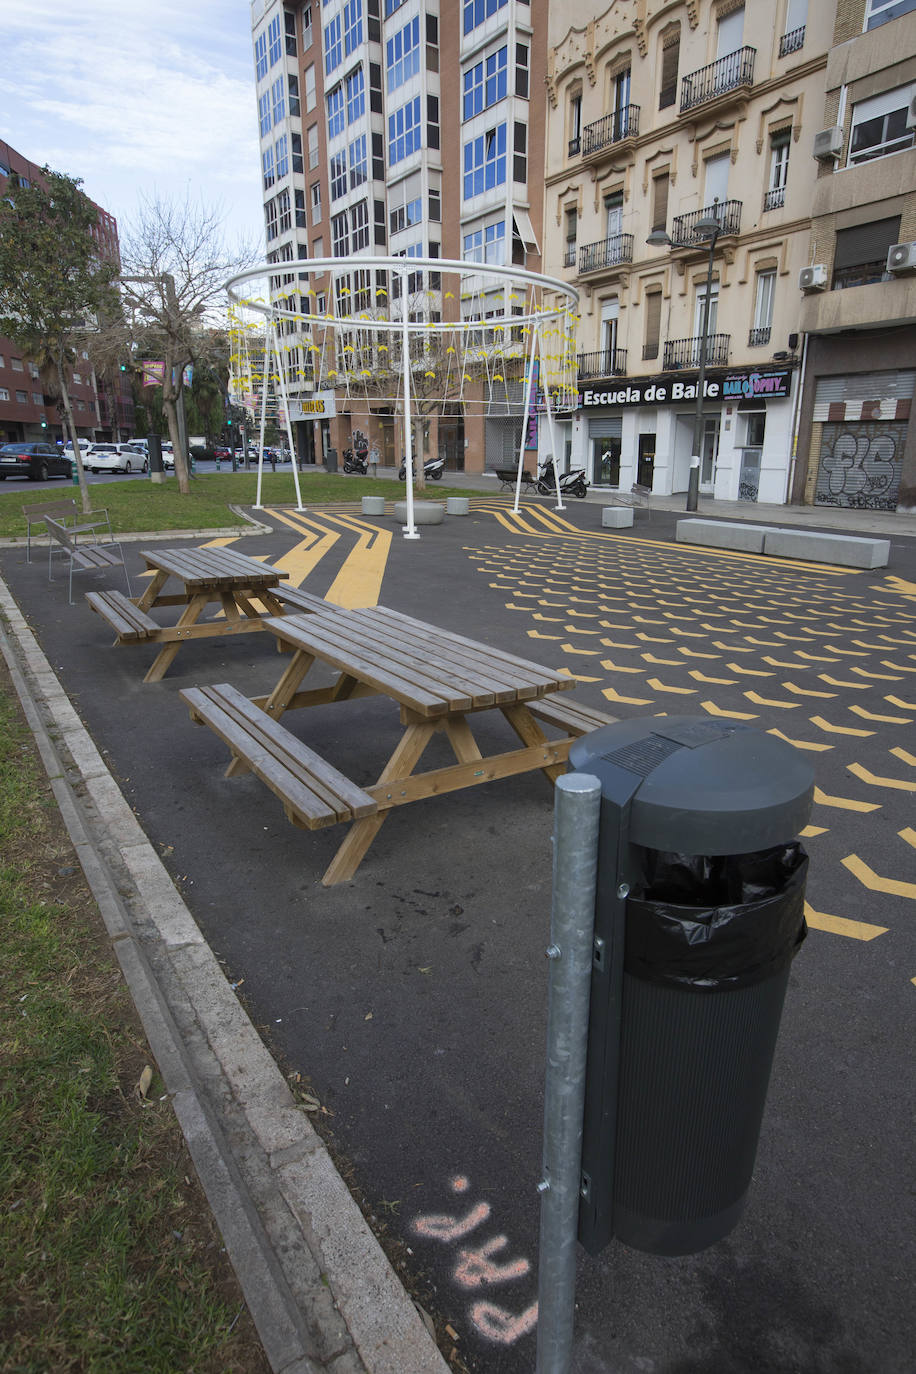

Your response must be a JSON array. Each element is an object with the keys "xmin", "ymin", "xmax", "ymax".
[{"xmin": 625, "ymin": 842, "xmax": 808, "ymax": 991}]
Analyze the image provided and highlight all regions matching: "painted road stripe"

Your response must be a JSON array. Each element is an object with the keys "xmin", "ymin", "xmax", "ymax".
[
  {"xmin": 847, "ymin": 762, "xmax": 916, "ymax": 791},
  {"xmin": 891, "ymin": 747, "xmax": 916, "ymax": 766},
  {"xmin": 885, "ymin": 694, "xmax": 916, "ymax": 711},
  {"xmin": 745, "ymin": 691, "xmax": 798, "ymax": 708},
  {"xmin": 804, "ymin": 902, "xmax": 887, "ymax": 941},
  {"xmin": 848, "ymin": 703, "xmax": 912, "ymax": 724},
  {"xmin": 702, "ymin": 700, "xmax": 758, "ymax": 720},
  {"xmin": 813, "ymin": 786, "xmax": 880, "ymax": 813},
  {"xmin": 768, "ymin": 729, "xmax": 833, "ymax": 752},
  {"xmin": 809, "ymin": 715, "xmax": 874, "ymax": 737},
  {"xmin": 267, "ymin": 508, "xmax": 342, "ymax": 585},
  {"xmin": 841, "ymin": 854, "xmax": 916, "ymax": 901},
  {"xmin": 784, "ymin": 682, "xmax": 837, "ymax": 698}
]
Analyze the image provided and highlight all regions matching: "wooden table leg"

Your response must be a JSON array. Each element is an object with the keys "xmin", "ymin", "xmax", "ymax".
[
  {"xmin": 142, "ymin": 593, "xmax": 210, "ymax": 683},
  {"xmin": 501, "ymin": 703, "xmax": 566, "ymax": 782},
  {"xmin": 136, "ymin": 568, "xmax": 168, "ymax": 611}
]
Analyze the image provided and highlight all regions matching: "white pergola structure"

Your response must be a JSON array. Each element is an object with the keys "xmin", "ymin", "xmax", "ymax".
[{"xmin": 226, "ymin": 256, "xmax": 580, "ymax": 534}]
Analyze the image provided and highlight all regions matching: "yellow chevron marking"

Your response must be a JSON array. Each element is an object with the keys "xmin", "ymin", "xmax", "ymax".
[
  {"xmin": 842, "ymin": 854, "xmax": 916, "ymax": 901},
  {"xmin": 201, "ymin": 536, "xmax": 240, "ymax": 547},
  {"xmin": 820, "ymin": 644, "xmax": 870, "ymax": 657},
  {"xmin": 881, "ymin": 575, "xmax": 916, "ymax": 597},
  {"xmin": 809, "ymin": 715, "xmax": 874, "ymax": 737},
  {"xmin": 743, "ymin": 637, "xmax": 780, "ymax": 647},
  {"xmin": 804, "ymin": 901, "xmax": 887, "ymax": 941},
  {"xmin": 885, "ymin": 694, "xmax": 916, "ymax": 711},
  {"xmin": 533, "ymin": 612, "xmax": 563, "ymax": 623},
  {"xmin": 714, "ymin": 641, "xmax": 754, "ymax": 652},
  {"xmin": 689, "ymin": 670, "xmax": 738, "ymax": 684},
  {"xmin": 891, "ymin": 747, "xmax": 916, "ymax": 766},
  {"xmin": 662, "ymin": 612, "xmax": 698, "ymax": 623},
  {"xmin": 813, "ymin": 786, "xmax": 880, "ymax": 812},
  {"xmin": 681, "ymin": 647, "xmax": 722, "ymax": 659},
  {"xmin": 818, "ymin": 674, "xmax": 868, "ymax": 689},
  {"xmin": 643, "ymin": 654, "xmax": 685, "ymax": 666},
  {"xmin": 603, "ymin": 686, "xmax": 654, "ymax": 705},
  {"xmin": 634, "ymin": 615, "xmax": 668, "ymax": 625},
  {"xmin": 648, "ymin": 677, "xmax": 696, "ymax": 694},
  {"xmin": 847, "ymin": 762, "xmax": 916, "ymax": 791},
  {"xmin": 850, "ymin": 665, "xmax": 903, "ymax": 681},
  {"xmin": 538, "ymin": 600, "xmax": 567, "ymax": 607},
  {"xmin": 600, "ymin": 659, "xmax": 645, "ymax": 674},
  {"xmin": 701, "ymin": 700, "xmax": 758, "ymax": 720},
  {"xmin": 796, "ymin": 651, "xmax": 839, "ymax": 662},
  {"xmin": 882, "ymin": 660, "xmax": 916, "ymax": 673},
  {"xmin": 561, "ymin": 643, "xmax": 603, "ymax": 656},
  {"xmin": 666, "ymin": 626, "xmax": 707, "ymax": 638},
  {"xmin": 784, "ymin": 682, "xmax": 836, "ymax": 698},
  {"xmin": 768, "ymin": 729, "xmax": 833, "ymax": 752},
  {"xmin": 848, "ymin": 703, "xmax": 912, "ymax": 724},
  {"xmin": 635, "ymin": 632, "xmax": 674, "ymax": 644},
  {"xmin": 723, "ymin": 663, "xmax": 772, "ymax": 677},
  {"xmin": 563, "ymin": 626, "xmax": 604, "ymax": 637},
  {"xmin": 556, "ymin": 668, "xmax": 603, "ymax": 682},
  {"xmin": 774, "ymin": 631, "xmax": 819, "ymax": 643},
  {"xmin": 800, "ymin": 825, "xmax": 828, "ymax": 837},
  {"xmin": 745, "ymin": 691, "xmax": 799, "ymax": 708},
  {"xmin": 899, "ymin": 827, "xmax": 916, "ymax": 849},
  {"xmin": 265, "ymin": 510, "xmax": 342, "ymax": 587},
  {"xmin": 527, "ymin": 630, "xmax": 563, "ymax": 641}
]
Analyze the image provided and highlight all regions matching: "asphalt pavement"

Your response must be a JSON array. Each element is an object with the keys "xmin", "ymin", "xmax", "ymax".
[{"xmin": 1, "ymin": 483, "xmax": 914, "ymax": 1373}]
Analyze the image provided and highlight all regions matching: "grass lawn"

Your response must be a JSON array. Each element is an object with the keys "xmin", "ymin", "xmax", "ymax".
[
  {"xmin": 0, "ymin": 471, "xmax": 489, "ymax": 540},
  {"xmin": 0, "ymin": 666, "xmax": 270, "ymax": 1373}
]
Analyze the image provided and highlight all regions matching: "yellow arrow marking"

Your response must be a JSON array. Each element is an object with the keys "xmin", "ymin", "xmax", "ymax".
[
  {"xmin": 725, "ymin": 662, "xmax": 773, "ymax": 677},
  {"xmin": 563, "ymin": 625, "xmax": 604, "ymax": 636},
  {"xmin": 881, "ymin": 575, "xmax": 916, "ymax": 596},
  {"xmin": 648, "ymin": 677, "xmax": 696, "ymax": 694},
  {"xmin": 885, "ymin": 694, "xmax": 916, "ymax": 711},
  {"xmin": 764, "ymin": 657, "xmax": 813, "ymax": 670},
  {"xmin": 891, "ymin": 747, "xmax": 916, "ymax": 766},
  {"xmin": 533, "ymin": 612, "xmax": 563, "ymax": 622},
  {"xmin": 768, "ymin": 729, "xmax": 833, "ymax": 752},
  {"xmin": 851, "ymin": 665, "xmax": 904, "ymax": 681},
  {"xmin": 635, "ymin": 632, "xmax": 674, "ymax": 644},
  {"xmin": 804, "ymin": 901, "xmax": 887, "ymax": 942},
  {"xmin": 848, "ymin": 762, "xmax": 916, "ymax": 791},
  {"xmin": 556, "ymin": 668, "xmax": 602, "ymax": 682},
  {"xmin": 745, "ymin": 691, "xmax": 799, "ymax": 708},
  {"xmin": 666, "ymin": 626, "xmax": 707, "ymax": 638},
  {"xmin": 818, "ymin": 674, "xmax": 868, "ymax": 689},
  {"xmin": 796, "ymin": 651, "xmax": 839, "ymax": 662},
  {"xmin": 849, "ymin": 703, "xmax": 913, "ymax": 724},
  {"xmin": 269, "ymin": 509, "xmax": 342, "ymax": 582},
  {"xmin": 681, "ymin": 647, "xmax": 721, "ymax": 659},
  {"xmin": 602, "ymin": 639, "xmax": 640, "ymax": 650},
  {"xmin": 603, "ymin": 686, "xmax": 654, "ymax": 705},
  {"xmin": 813, "ymin": 786, "xmax": 880, "ymax": 813},
  {"xmin": 809, "ymin": 715, "xmax": 874, "ymax": 737},
  {"xmin": 702, "ymin": 700, "xmax": 758, "ymax": 720},
  {"xmin": 882, "ymin": 660, "xmax": 916, "ymax": 673},
  {"xmin": 784, "ymin": 682, "xmax": 836, "ymax": 699},
  {"xmin": 689, "ymin": 670, "xmax": 738, "ymax": 684},
  {"xmin": 842, "ymin": 854, "xmax": 916, "ymax": 900},
  {"xmin": 643, "ymin": 654, "xmax": 685, "ymax": 666},
  {"xmin": 561, "ymin": 643, "xmax": 603, "ymax": 656},
  {"xmin": 527, "ymin": 630, "xmax": 563, "ymax": 641},
  {"xmin": 600, "ymin": 659, "xmax": 645, "ymax": 674}
]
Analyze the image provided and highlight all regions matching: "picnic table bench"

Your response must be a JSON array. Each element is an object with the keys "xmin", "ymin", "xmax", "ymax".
[
  {"xmin": 492, "ymin": 466, "xmax": 537, "ymax": 492},
  {"xmin": 43, "ymin": 515, "xmax": 129, "ymax": 603},
  {"xmin": 182, "ymin": 604, "xmax": 592, "ymax": 885}
]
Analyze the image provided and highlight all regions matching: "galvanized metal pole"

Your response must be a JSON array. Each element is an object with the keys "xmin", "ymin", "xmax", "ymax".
[{"xmin": 536, "ymin": 772, "xmax": 602, "ymax": 1374}]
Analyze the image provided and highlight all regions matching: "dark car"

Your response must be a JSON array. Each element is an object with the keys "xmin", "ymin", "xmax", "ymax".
[{"xmin": 0, "ymin": 442, "xmax": 72, "ymax": 482}]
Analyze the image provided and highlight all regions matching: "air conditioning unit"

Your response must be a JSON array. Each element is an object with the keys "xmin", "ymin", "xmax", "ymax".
[
  {"xmin": 887, "ymin": 241, "xmax": 916, "ymax": 273},
  {"xmin": 813, "ymin": 126, "xmax": 843, "ymax": 161},
  {"xmin": 799, "ymin": 264, "xmax": 828, "ymax": 292},
  {"xmin": 907, "ymin": 93, "xmax": 916, "ymax": 131}
]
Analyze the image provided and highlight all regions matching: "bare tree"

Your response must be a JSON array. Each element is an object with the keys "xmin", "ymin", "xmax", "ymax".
[{"xmin": 118, "ymin": 195, "xmax": 257, "ymax": 494}]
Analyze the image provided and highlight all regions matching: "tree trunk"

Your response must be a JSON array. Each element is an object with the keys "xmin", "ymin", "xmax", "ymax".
[
  {"xmin": 161, "ymin": 354, "xmax": 189, "ymax": 494},
  {"xmin": 56, "ymin": 353, "xmax": 91, "ymax": 514}
]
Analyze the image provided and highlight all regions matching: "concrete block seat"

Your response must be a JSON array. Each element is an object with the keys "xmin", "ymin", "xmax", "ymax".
[
  {"xmin": 393, "ymin": 501, "xmax": 444, "ymax": 525},
  {"xmin": 602, "ymin": 506, "xmax": 634, "ymax": 528},
  {"xmin": 676, "ymin": 518, "xmax": 891, "ymax": 568},
  {"xmin": 361, "ymin": 495, "xmax": 386, "ymax": 516},
  {"xmin": 676, "ymin": 519, "xmax": 774, "ymax": 554}
]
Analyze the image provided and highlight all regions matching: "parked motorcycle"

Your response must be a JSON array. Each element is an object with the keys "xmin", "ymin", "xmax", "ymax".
[
  {"xmin": 398, "ymin": 455, "xmax": 444, "ymax": 481},
  {"xmin": 342, "ymin": 446, "xmax": 369, "ymax": 474},
  {"xmin": 536, "ymin": 458, "xmax": 588, "ymax": 499}
]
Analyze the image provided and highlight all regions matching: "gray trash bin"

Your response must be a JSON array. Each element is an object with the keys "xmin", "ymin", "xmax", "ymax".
[
  {"xmin": 569, "ymin": 716, "xmax": 813, "ymax": 1256},
  {"xmin": 325, "ymin": 446, "xmax": 338, "ymax": 473}
]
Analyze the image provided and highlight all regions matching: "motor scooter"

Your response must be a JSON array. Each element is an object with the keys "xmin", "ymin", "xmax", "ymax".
[
  {"xmin": 398, "ymin": 454, "xmax": 444, "ymax": 481},
  {"xmin": 342, "ymin": 446, "xmax": 369, "ymax": 474},
  {"xmin": 536, "ymin": 458, "xmax": 588, "ymax": 499}
]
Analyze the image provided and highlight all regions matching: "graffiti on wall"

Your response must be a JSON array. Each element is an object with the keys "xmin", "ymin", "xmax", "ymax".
[{"xmin": 815, "ymin": 422, "xmax": 905, "ymax": 511}]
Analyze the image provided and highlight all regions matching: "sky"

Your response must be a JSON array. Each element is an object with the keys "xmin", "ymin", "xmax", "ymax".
[{"xmin": 0, "ymin": 0, "xmax": 265, "ymax": 256}]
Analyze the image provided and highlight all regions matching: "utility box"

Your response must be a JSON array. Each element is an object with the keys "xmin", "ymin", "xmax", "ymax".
[{"xmin": 569, "ymin": 717, "xmax": 813, "ymax": 1257}]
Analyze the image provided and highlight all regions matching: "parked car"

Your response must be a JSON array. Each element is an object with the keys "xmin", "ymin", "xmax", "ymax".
[
  {"xmin": 213, "ymin": 446, "xmax": 232, "ymax": 460},
  {"xmin": 0, "ymin": 441, "xmax": 72, "ymax": 482},
  {"xmin": 85, "ymin": 442, "xmax": 148, "ymax": 474}
]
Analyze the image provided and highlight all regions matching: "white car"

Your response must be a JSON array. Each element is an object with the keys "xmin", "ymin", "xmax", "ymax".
[{"xmin": 85, "ymin": 442, "xmax": 148, "ymax": 474}]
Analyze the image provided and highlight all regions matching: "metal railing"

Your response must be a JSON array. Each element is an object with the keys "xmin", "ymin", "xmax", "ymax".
[
  {"xmin": 578, "ymin": 234, "xmax": 634, "ymax": 274},
  {"xmin": 779, "ymin": 25, "xmax": 805, "ymax": 57},
  {"xmin": 763, "ymin": 187, "xmax": 785, "ymax": 213},
  {"xmin": 577, "ymin": 348, "xmax": 628, "ymax": 380},
  {"xmin": 564, "ymin": 246, "xmax": 577, "ymax": 268},
  {"xmin": 680, "ymin": 46, "xmax": 755, "ymax": 112},
  {"xmin": 748, "ymin": 327, "xmax": 771, "ymax": 348},
  {"xmin": 663, "ymin": 334, "xmax": 730, "ymax": 370},
  {"xmin": 568, "ymin": 136, "xmax": 581, "ymax": 157},
  {"xmin": 582, "ymin": 105, "xmax": 640, "ymax": 155},
  {"xmin": 671, "ymin": 200, "xmax": 742, "ymax": 244}
]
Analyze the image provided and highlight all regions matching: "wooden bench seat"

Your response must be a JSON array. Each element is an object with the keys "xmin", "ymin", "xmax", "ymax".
[
  {"xmin": 275, "ymin": 585, "xmax": 331, "ymax": 615},
  {"xmin": 86, "ymin": 589, "xmax": 160, "ymax": 641},
  {"xmin": 492, "ymin": 466, "xmax": 536, "ymax": 492},
  {"xmin": 182, "ymin": 682, "xmax": 378, "ymax": 830},
  {"xmin": 527, "ymin": 697, "xmax": 617, "ymax": 737},
  {"xmin": 44, "ymin": 516, "xmax": 130, "ymax": 603}
]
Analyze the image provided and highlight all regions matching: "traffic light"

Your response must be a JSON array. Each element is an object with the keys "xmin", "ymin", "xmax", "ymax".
[{"xmin": 40, "ymin": 418, "xmax": 47, "ymax": 429}]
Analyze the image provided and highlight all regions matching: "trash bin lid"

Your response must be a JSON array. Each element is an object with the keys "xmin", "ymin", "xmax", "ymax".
[{"xmin": 569, "ymin": 717, "xmax": 813, "ymax": 854}]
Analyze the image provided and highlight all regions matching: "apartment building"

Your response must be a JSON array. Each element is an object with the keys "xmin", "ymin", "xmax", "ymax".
[
  {"xmin": 792, "ymin": 0, "xmax": 916, "ymax": 512},
  {"xmin": 249, "ymin": 0, "xmax": 545, "ymax": 471},
  {"xmin": 0, "ymin": 140, "xmax": 131, "ymax": 447},
  {"xmin": 544, "ymin": 0, "xmax": 834, "ymax": 503}
]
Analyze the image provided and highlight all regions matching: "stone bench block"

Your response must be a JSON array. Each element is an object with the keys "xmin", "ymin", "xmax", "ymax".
[
  {"xmin": 763, "ymin": 529, "xmax": 891, "ymax": 568},
  {"xmin": 445, "ymin": 496, "xmax": 470, "ymax": 516},
  {"xmin": 393, "ymin": 501, "xmax": 444, "ymax": 525},
  {"xmin": 676, "ymin": 518, "xmax": 775, "ymax": 553},
  {"xmin": 361, "ymin": 495, "xmax": 386, "ymax": 516},
  {"xmin": 602, "ymin": 506, "xmax": 634, "ymax": 528}
]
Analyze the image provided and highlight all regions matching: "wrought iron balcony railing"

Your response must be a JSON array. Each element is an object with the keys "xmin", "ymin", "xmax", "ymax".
[
  {"xmin": 578, "ymin": 234, "xmax": 634, "ymax": 274},
  {"xmin": 564, "ymin": 246, "xmax": 577, "ymax": 268},
  {"xmin": 568, "ymin": 136, "xmax": 581, "ymax": 157},
  {"xmin": 577, "ymin": 348, "xmax": 628, "ymax": 380},
  {"xmin": 582, "ymin": 105, "xmax": 640, "ymax": 156},
  {"xmin": 748, "ymin": 327, "xmax": 771, "ymax": 348},
  {"xmin": 662, "ymin": 334, "xmax": 730, "ymax": 371},
  {"xmin": 671, "ymin": 200, "xmax": 742, "ymax": 245},
  {"xmin": 762, "ymin": 187, "xmax": 785, "ymax": 212},
  {"xmin": 779, "ymin": 25, "xmax": 805, "ymax": 57},
  {"xmin": 680, "ymin": 47, "xmax": 755, "ymax": 113}
]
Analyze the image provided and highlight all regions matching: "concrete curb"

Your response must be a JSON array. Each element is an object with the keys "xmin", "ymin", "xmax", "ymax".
[{"xmin": 0, "ymin": 576, "xmax": 449, "ymax": 1374}]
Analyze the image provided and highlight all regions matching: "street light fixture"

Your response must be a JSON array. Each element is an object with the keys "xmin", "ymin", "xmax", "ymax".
[{"xmin": 647, "ymin": 215, "xmax": 722, "ymax": 511}]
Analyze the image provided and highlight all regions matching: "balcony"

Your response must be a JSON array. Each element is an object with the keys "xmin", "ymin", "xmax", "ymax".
[
  {"xmin": 578, "ymin": 234, "xmax": 634, "ymax": 275},
  {"xmin": 779, "ymin": 25, "xmax": 805, "ymax": 57},
  {"xmin": 762, "ymin": 187, "xmax": 785, "ymax": 213},
  {"xmin": 680, "ymin": 47, "xmax": 755, "ymax": 113},
  {"xmin": 564, "ymin": 246, "xmax": 576, "ymax": 268},
  {"xmin": 663, "ymin": 334, "xmax": 730, "ymax": 370},
  {"xmin": 670, "ymin": 200, "xmax": 742, "ymax": 245},
  {"xmin": 577, "ymin": 348, "xmax": 628, "ymax": 380},
  {"xmin": 582, "ymin": 105, "xmax": 640, "ymax": 157},
  {"xmin": 748, "ymin": 327, "xmax": 771, "ymax": 347}
]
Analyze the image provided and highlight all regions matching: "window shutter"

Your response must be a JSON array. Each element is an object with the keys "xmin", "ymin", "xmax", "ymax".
[
  {"xmin": 644, "ymin": 292, "xmax": 662, "ymax": 358},
  {"xmin": 652, "ymin": 173, "xmax": 669, "ymax": 231},
  {"xmin": 833, "ymin": 217, "xmax": 900, "ymax": 269}
]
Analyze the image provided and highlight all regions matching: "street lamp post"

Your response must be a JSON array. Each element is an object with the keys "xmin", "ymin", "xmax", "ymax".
[{"xmin": 647, "ymin": 216, "xmax": 722, "ymax": 512}]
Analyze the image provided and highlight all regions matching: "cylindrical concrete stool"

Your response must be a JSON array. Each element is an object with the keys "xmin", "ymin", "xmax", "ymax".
[
  {"xmin": 394, "ymin": 501, "xmax": 444, "ymax": 525},
  {"xmin": 446, "ymin": 496, "xmax": 470, "ymax": 516},
  {"xmin": 361, "ymin": 495, "xmax": 386, "ymax": 516}
]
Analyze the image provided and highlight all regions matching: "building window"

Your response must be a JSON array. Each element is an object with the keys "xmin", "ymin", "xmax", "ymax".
[
  {"xmin": 388, "ymin": 96, "xmax": 422, "ymax": 164},
  {"xmin": 303, "ymin": 5, "xmax": 313, "ymax": 48},
  {"xmin": 463, "ymin": 46, "xmax": 507, "ymax": 119},
  {"xmin": 268, "ymin": 13, "xmax": 282, "ymax": 66},
  {"xmin": 285, "ymin": 8, "xmax": 297, "ymax": 56},
  {"xmin": 271, "ymin": 76, "xmax": 286, "ymax": 125},
  {"xmin": 255, "ymin": 32, "xmax": 268, "ymax": 81},
  {"xmin": 516, "ymin": 42, "xmax": 529, "ymax": 99},
  {"xmin": 513, "ymin": 121, "xmax": 527, "ymax": 183},
  {"xmin": 391, "ymin": 194, "xmax": 422, "ymax": 234},
  {"xmin": 463, "ymin": 123, "xmax": 507, "ymax": 198},
  {"xmin": 265, "ymin": 198, "xmax": 278, "ymax": 241},
  {"xmin": 565, "ymin": 206, "xmax": 577, "ymax": 266},
  {"xmin": 259, "ymin": 92, "xmax": 271, "ymax": 137},
  {"xmin": 11, "ymin": 358, "xmax": 23, "ymax": 371},
  {"xmin": 387, "ymin": 16, "xmax": 420, "ymax": 91},
  {"xmin": 15, "ymin": 390, "xmax": 27, "ymax": 404},
  {"xmin": 569, "ymin": 90, "xmax": 582, "ymax": 155},
  {"xmin": 0, "ymin": 388, "xmax": 8, "ymax": 401},
  {"xmin": 327, "ymin": 86, "xmax": 345, "ymax": 139},
  {"xmin": 330, "ymin": 151, "xmax": 348, "ymax": 199},
  {"xmin": 695, "ymin": 280, "xmax": 719, "ymax": 337},
  {"xmin": 311, "ymin": 182, "xmax": 322, "ymax": 223},
  {"xmin": 659, "ymin": 28, "xmax": 679, "ymax": 110},
  {"xmin": 344, "ymin": 0, "xmax": 363, "ymax": 55},
  {"xmin": 864, "ymin": 0, "xmax": 916, "ymax": 28},
  {"xmin": 308, "ymin": 124, "xmax": 319, "ymax": 168},
  {"xmin": 305, "ymin": 64, "xmax": 316, "ymax": 110},
  {"xmin": 832, "ymin": 217, "xmax": 900, "ymax": 288},
  {"xmin": 288, "ymin": 74, "xmax": 301, "ymax": 118},
  {"xmin": 275, "ymin": 133, "xmax": 289, "ymax": 178},
  {"xmin": 291, "ymin": 131, "xmax": 303, "ymax": 173},
  {"xmin": 351, "ymin": 200, "xmax": 370, "ymax": 251},
  {"xmin": 643, "ymin": 290, "xmax": 662, "ymax": 360},
  {"xmin": 295, "ymin": 189, "xmax": 307, "ymax": 226},
  {"xmin": 651, "ymin": 172, "xmax": 669, "ymax": 231},
  {"xmin": 463, "ymin": 0, "xmax": 508, "ymax": 35},
  {"xmin": 277, "ymin": 187, "xmax": 291, "ymax": 234},
  {"xmin": 262, "ymin": 145, "xmax": 275, "ymax": 189},
  {"xmin": 332, "ymin": 210, "xmax": 349, "ymax": 256},
  {"xmin": 848, "ymin": 85, "xmax": 916, "ymax": 164},
  {"xmin": 324, "ymin": 14, "xmax": 342, "ymax": 74},
  {"xmin": 765, "ymin": 131, "xmax": 790, "ymax": 210},
  {"xmin": 463, "ymin": 220, "xmax": 505, "ymax": 264},
  {"xmin": 346, "ymin": 65, "xmax": 365, "ymax": 123},
  {"xmin": 349, "ymin": 134, "xmax": 368, "ymax": 187},
  {"xmin": 750, "ymin": 270, "xmax": 775, "ymax": 345}
]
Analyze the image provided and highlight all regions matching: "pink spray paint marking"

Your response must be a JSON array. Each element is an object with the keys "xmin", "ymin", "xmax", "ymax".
[
  {"xmin": 470, "ymin": 1299, "xmax": 539, "ymax": 1344},
  {"xmin": 413, "ymin": 1201, "xmax": 491, "ymax": 1243},
  {"xmin": 454, "ymin": 1235, "xmax": 531, "ymax": 1289}
]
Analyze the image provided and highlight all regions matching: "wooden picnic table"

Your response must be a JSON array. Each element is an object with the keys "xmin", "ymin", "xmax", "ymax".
[
  {"xmin": 181, "ymin": 605, "xmax": 613, "ymax": 885},
  {"xmin": 86, "ymin": 545, "xmax": 289, "ymax": 683}
]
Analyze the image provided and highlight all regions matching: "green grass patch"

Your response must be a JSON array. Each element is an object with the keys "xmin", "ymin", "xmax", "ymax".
[
  {"xmin": 0, "ymin": 684, "xmax": 267, "ymax": 1372},
  {"xmin": 0, "ymin": 471, "xmax": 489, "ymax": 539}
]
